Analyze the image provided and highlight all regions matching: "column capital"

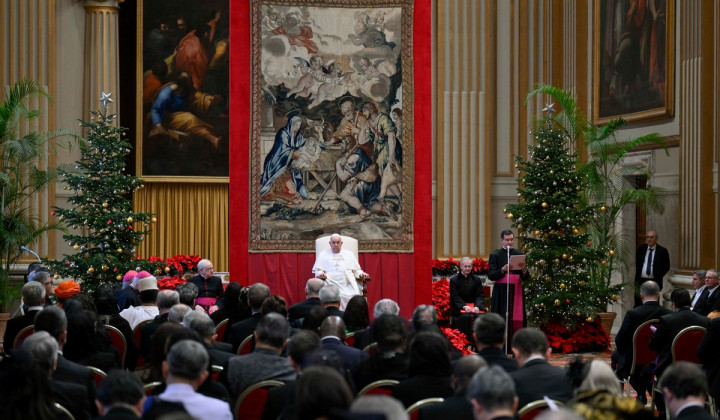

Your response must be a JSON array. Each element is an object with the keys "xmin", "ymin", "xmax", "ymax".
[{"xmin": 82, "ymin": 0, "xmax": 122, "ymax": 9}]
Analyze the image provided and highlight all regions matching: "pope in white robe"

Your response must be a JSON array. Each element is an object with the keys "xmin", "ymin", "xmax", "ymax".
[{"xmin": 312, "ymin": 234, "xmax": 368, "ymax": 309}]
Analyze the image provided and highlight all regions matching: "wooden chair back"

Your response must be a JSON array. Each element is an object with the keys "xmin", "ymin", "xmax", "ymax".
[
  {"xmin": 237, "ymin": 334, "xmax": 254, "ymax": 355},
  {"xmin": 215, "ymin": 318, "xmax": 229, "ymax": 342},
  {"xmin": 357, "ymin": 379, "xmax": 400, "ymax": 396},
  {"xmin": 234, "ymin": 380, "xmax": 284, "ymax": 420},
  {"xmin": 13, "ymin": 324, "xmax": 34, "ymax": 348},
  {"xmin": 406, "ymin": 397, "xmax": 444, "ymax": 420},
  {"xmin": 105, "ymin": 324, "xmax": 127, "ymax": 369},
  {"xmin": 672, "ymin": 325, "xmax": 706, "ymax": 364},
  {"xmin": 86, "ymin": 366, "xmax": 107, "ymax": 388}
]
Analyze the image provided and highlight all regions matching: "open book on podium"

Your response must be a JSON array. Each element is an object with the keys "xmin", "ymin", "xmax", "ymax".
[{"xmin": 508, "ymin": 254, "xmax": 526, "ymax": 271}]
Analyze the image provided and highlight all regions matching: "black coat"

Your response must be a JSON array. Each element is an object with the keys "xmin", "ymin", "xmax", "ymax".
[
  {"xmin": 693, "ymin": 287, "xmax": 720, "ymax": 316},
  {"xmin": 697, "ymin": 317, "xmax": 720, "ymax": 401},
  {"xmin": 140, "ymin": 313, "xmax": 169, "ymax": 360},
  {"xmin": 477, "ymin": 347, "xmax": 517, "ymax": 372},
  {"xmin": 392, "ymin": 374, "xmax": 453, "ymax": 408},
  {"xmin": 675, "ymin": 405, "xmax": 716, "ymax": 420},
  {"xmin": 634, "ymin": 244, "xmax": 670, "ymax": 289},
  {"xmin": 2, "ymin": 309, "xmax": 40, "ymax": 352},
  {"xmin": 510, "ymin": 358, "xmax": 573, "ymax": 409},
  {"xmin": 648, "ymin": 307, "xmax": 709, "ymax": 377},
  {"xmin": 288, "ymin": 297, "xmax": 322, "ymax": 321},
  {"xmin": 230, "ymin": 312, "xmax": 262, "ymax": 353},
  {"xmin": 417, "ymin": 393, "xmax": 473, "ymax": 420},
  {"xmin": 613, "ymin": 301, "xmax": 672, "ymax": 375},
  {"xmin": 52, "ymin": 379, "xmax": 91, "ymax": 420},
  {"xmin": 449, "ymin": 272, "xmax": 485, "ymax": 317}
]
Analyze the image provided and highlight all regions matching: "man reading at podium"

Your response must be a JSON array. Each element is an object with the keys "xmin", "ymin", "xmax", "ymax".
[
  {"xmin": 488, "ymin": 229, "xmax": 529, "ymax": 339},
  {"xmin": 313, "ymin": 234, "xmax": 369, "ymax": 310}
]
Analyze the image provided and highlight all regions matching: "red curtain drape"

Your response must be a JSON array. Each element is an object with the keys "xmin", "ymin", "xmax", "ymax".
[{"xmin": 228, "ymin": 1, "xmax": 432, "ymax": 318}]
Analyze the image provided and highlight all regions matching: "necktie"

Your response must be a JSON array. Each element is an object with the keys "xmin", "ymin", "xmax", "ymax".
[{"xmin": 646, "ymin": 248, "xmax": 654, "ymax": 276}]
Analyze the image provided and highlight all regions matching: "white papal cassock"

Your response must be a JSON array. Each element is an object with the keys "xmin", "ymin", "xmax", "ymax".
[{"xmin": 312, "ymin": 248, "xmax": 366, "ymax": 309}]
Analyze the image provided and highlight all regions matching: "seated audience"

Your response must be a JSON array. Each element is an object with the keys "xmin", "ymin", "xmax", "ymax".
[
  {"xmin": 261, "ymin": 294, "xmax": 289, "ymax": 318},
  {"xmin": 183, "ymin": 311, "xmax": 234, "ymax": 367},
  {"xmin": 352, "ymin": 314, "xmax": 410, "ymax": 390},
  {"xmin": 509, "ymin": 327, "xmax": 573, "ymax": 409},
  {"xmin": 64, "ymin": 309, "xmax": 118, "ymax": 372},
  {"xmin": 698, "ymin": 316, "xmax": 720, "ymax": 403},
  {"xmin": 140, "ymin": 289, "xmax": 180, "ymax": 360},
  {"xmin": 177, "ymin": 282, "xmax": 204, "ymax": 312},
  {"xmin": 288, "ymin": 278, "xmax": 324, "ymax": 328},
  {"xmin": 224, "ymin": 312, "xmax": 296, "ymax": 397},
  {"xmin": 473, "ymin": 313, "xmax": 517, "ymax": 372},
  {"xmin": 32, "ymin": 268, "xmax": 56, "ymax": 306},
  {"xmin": 117, "ymin": 270, "xmax": 149, "ymax": 310},
  {"xmin": 344, "ymin": 295, "xmax": 370, "ymax": 333},
  {"xmin": 568, "ymin": 358, "xmax": 654, "ymax": 420},
  {"xmin": 353, "ymin": 298, "xmax": 402, "ymax": 350},
  {"xmin": 350, "ymin": 395, "xmax": 409, "ymax": 420},
  {"xmin": 392, "ymin": 330, "xmax": 454, "ymax": 407},
  {"xmin": 230, "ymin": 282, "xmax": 270, "ymax": 352},
  {"xmin": 22, "ymin": 331, "xmax": 92, "ymax": 420},
  {"xmin": 55, "ymin": 280, "xmax": 81, "ymax": 307},
  {"xmin": 319, "ymin": 315, "xmax": 368, "ymax": 370},
  {"xmin": 3, "ymin": 281, "xmax": 45, "ymax": 353},
  {"xmin": 210, "ymin": 282, "xmax": 250, "ymax": 329},
  {"xmin": 94, "ymin": 284, "xmax": 139, "ymax": 370},
  {"xmin": 95, "ymin": 370, "xmax": 145, "ymax": 420},
  {"xmin": 140, "ymin": 322, "xmax": 186, "ymax": 384},
  {"xmin": 418, "ymin": 354, "xmax": 487, "ymax": 420},
  {"xmin": 168, "ymin": 303, "xmax": 192, "ymax": 323},
  {"xmin": 659, "ymin": 361, "xmax": 716, "ymax": 420},
  {"xmin": 119, "ymin": 275, "xmax": 160, "ymax": 329},
  {"xmin": 302, "ymin": 306, "xmax": 329, "ymax": 332},
  {"xmin": 467, "ymin": 365, "xmax": 518, "ymax": 420},
  {"xmin": 693, "ymin": 269, "xmax": 720, "ymax": 316},
  {"xmin": 155, "ymin": 339, "xmax": 232, "ymax": 420}
]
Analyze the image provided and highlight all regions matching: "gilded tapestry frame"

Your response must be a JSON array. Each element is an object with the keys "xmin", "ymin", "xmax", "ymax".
[
  {"xmin": 136, "ymin": 0, "xmax": 230, "ymax": 182},
  {"xmin": 249, "ymin": 0, "xmax": 414, "ymax": 252},
  {"xmin": 593, "ymin": 0, "xmax": 675, "ymax": 124}
]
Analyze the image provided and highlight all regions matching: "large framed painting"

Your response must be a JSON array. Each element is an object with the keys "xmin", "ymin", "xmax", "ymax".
[
  {"xmin": 593, "ymin": 0, "xmax": 674, "ymax": 123},
  {"xmin": 249, "ymin": 0, "xmax": 414, "ymax": 252},
  {"xmin": 136, "ymin": 0, "xmax": 230, "ymax": 181}
]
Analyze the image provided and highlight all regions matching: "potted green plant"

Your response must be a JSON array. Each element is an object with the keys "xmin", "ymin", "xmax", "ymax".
[
  {"xmin": 0, "ymin": 79, "xmax": 75, "ymax": 312},
  {"xmin": 527, "ymin": 84, "xmax": 668, "ymax": 322}
]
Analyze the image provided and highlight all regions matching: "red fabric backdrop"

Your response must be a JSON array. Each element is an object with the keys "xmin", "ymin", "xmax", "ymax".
[{"xmin": 228, "ymin": 1, "xmax": 432, "ymax": 318}]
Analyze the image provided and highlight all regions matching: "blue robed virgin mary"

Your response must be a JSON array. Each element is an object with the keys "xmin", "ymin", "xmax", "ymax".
[{"xmin": 260, "ymin": 115, "xmax": 308, "ymax": 198}]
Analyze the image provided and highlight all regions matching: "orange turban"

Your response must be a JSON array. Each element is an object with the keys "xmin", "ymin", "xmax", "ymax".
[{"xmin": 55, "ymin": 280, "xmax": 81, "ymax": 300}]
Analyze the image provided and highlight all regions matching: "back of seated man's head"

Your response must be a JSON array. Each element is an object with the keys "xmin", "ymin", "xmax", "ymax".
[
  {"xmin": 302, "ymin": 306, "xmax": 329, "ymax": 332},
  {"xmin": 158, "ymin": 290, "xmax": 180, "ymax": 311},
  {"xmin": 640, "ymin": 280, "xmax": 661, "ymax": 300},
  {"xmin": 20, "ymin": 331, "xmax": 58, "ymax": 375},
  {"xmin": 350, "ymin": 395, "xmax": 407, "ymax": 420},
  {"xmin": 319, "ymin": 315, "xmax": 345, "ymax": 339},
  {"xmin": 182, "ymin": 311, "xmax": 215, "ymax": 341},
  {"xmin": 21, "ymin": 281, "xmax": 46, "ymax": 307},
  {"xmin": 511, "ymin": 327, "xmax": 548, "ymax": 359},
  {"xmin": 256, "ymin": 312, "xmax": 290, "ymax": 349},
  {"xmin": 96, "ymin": 370, "xmax": 145, "ymax": 414},
  {"xmin": 31, "ymin": 269, "xmax": 51, "ymax": 286},
  {"xmin": 27, "ymin": 265, "xmax": 49, "ymax": 282},
  {"xmin": 176, "ymin": 282, "xmax": 199, "ymax": 307},
  {"xmin": 165, "ymin": 339, "xmax": 208, "ymax": 381},
  {"xmin": 168, "ymin": 303, "xmax": 191, "ymax": 323},
  {"xmin": 261, "ymin": 295, "xmax": 288, "ymax": 317},
  {"xmin": 319, "ymin": 284, "xmax": 341, "ymax": 306},
  {"xmin": 34, "ymin": 305, "xmax": 67, "ymax": 343},
  {"xmin": 453, "ymin": 355, "xmax": 487, "ymax": 394},
  {"xmin": 411, "ymin": 304, "xmax": 438, "ymax": 331},
  {"xmin": 467, "ymin": 365, "xmax": 517, "ymax": 415},
  {"xmin": 670, "ymin": 288, "xmax": 691, "ymax": 308},
  {"xmin": 373, "ymin": 298, "xmax": 400, "ymax": 318},
  {"xmin": 474, "ymin": 313, "xmax": 506, "ymax": 348},
  {"xmin": 306, "ymin": 278, "xmax": 324, "ymax": 297},
  {"xmin": 659, "ymin": 361, "xmax": 708, "ymax": 400},
  {"xmin": 373, "ymin": 314, "xmax": 407, "ymax": 354},
  {"xmin": 247, "ymin": 283, "xmax": 270, "ymax": 311},
  {"xmin": 287, "ymin": 330, "xmax": 321, "ymax": 368}
]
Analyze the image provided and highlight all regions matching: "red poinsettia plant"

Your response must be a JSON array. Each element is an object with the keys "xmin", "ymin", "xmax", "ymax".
[
  {"xmin": 441, "ymin": 327, "xmax": 473, "ymax": 356},
  {"xmin": 146, "ymin": 254, "xmax": 202, "ymax": 277},
  {"xmin": 157, "ymin": 275, "xmax": 188, "ymax": 290},
  {"xmin": 542, "ymin": 320, "xmax": 611, "ymax": 354},
  {"xmin": 432, "ymin": 278, "xmax": 451, "ymax": 323},
  {"xmin": 432, "ymin": 257, "xmax": 489, "ymax": 277}
]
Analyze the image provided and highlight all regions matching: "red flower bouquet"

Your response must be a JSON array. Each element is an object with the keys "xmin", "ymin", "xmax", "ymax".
[
  {"xmin": 432, "ymin": 278, "xmax": 451, "ymax": 323},
  {"xmin": 472, "ymin": 258, "xmax": 489, "ymax": 275},
  {"xmin": 157, "ymin": 275, "xmax": 187, "ymax": 290},
  {"xmin": 432, "ymin": 258, "xmax": 459, "ymax": 277},
  {"xmin": 441, "ymin": 327, "xmax": 473, "ymax": 356},
  {"xmin": 542, "ymin": 320, "xmax": 611, "ymax": 353}
]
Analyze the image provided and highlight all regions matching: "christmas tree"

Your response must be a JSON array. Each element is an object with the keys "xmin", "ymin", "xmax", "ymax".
[
  {"xmin": 47, "ymin": 93, "xmax": 161, "ymax": 291},
  {"xmin": 505, "ymin": 105, "xmax": 621, "ymax": 328}
]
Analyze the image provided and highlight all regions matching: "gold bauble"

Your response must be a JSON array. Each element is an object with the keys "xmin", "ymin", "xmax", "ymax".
[
  {"xmin": 553, "ymin": 259, "xmax": 560, "ymax": 264},
  {"xmin": 54, "ymin": 273, "xmax": 61, "ymax": 279},
  {"xmin": 127, "ymin": 217, "xmax": 134, "ymax": 223},
  {"xmin": 554, "ymin": 299, "xmax": 561, "ymax": 306},
  {"xmin": 560, "ymin": 283, "xmax": 566, "ymax": 289},
  {"xmin": 73, "ymin": 244, "xmax": 80, "ymax": 250},
  {"xmin": 507, "ymin": 213, "xmax": 514, "ymax": 219},
  {"xmin": 534, "ymin": 230, "xmax": 540, "ymax": 236},
  {"xmin": 601, "ymin": 260, "xmax": 608, "ymax": 266},
  {"xmin": 88, "ymin": 267, "xmax": 95, "ymax": 274},
  {"xmin": 609, "ymin": 250, "xmax": 615, "ymax": 256},
  {"xmin": 579, "ymin": 281, "xmax": 586, "ymax": 286},
  {"xmin": 541, "ymin": 202, "xmax": 548, "ymax": 208},
  {"xmin": 102, "ymin": 265, "xmax": 109, "ymax": 271},
  {"xmin": 568, "ymin": 256, "xmax": 574, "ymax": 262},
  {"xmin": 611, "ymin": 294, "xmax": 619, "ymax": 301},
  {"xmin": 164, "ymin": 267, "xmax": 171, "ymax": 273},
  {"xmin": 549, "ymin": 170, "xmax": 554, "ymax": 175},
  {"xmin": 587, "ymin": 317, "xmax": 594, "ymax": 322},
  {"xmin": 600, "ymin": 206, "xmax": 606, "ymax": 211},
  {"xmin": 116, "ymin": 275, "xmax": 122, "ymax": 281},
  {"xmin": 573, "ymin": 228, "xmax": 579, "ymax": 234},
  {"xmin": 117, "ymin": 248, "xmax": 123, "ymax": 253},
  {"xmin": 102, "ymin": 202, "xmax": 109, "ymax": 208},
  {"xmin": 562, "ymin": 253, "xmax": 568, "ymax": 259},
  {"xmin": 151, "ymin": 217, "xmax": 157, "ymax": 223}
]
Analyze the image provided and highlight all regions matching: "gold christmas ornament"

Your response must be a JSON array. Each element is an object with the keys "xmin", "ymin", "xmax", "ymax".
[
  {"xmin": 562, "ymin": 253, "xmax": 568, "ymax": 259},
  {"xmin": 54, "ymin": 273, "xmax": 61, "ymax": 279},
  {"xmin": 611, "ymin": 294, "xmax": 619, "ymax": 301},
  {"xmin": 507, "ymin": 213, "xmax": 514, "ymax": 219},
  {"xmin": 102, "ymin": 202, "xmax": 109, "ymax": 208},
  {"xmin": 164, "ymin": 267, "xmax": 171, "ymax": 273},
  {"xmin": 127, "ymin": 217, "xmax": 134, "ymax": 223},
  {"xmin": 88, "ymin": 267, "xmax": 95, "ymax": 274},
  {"xmin": 609, "ymin": 250, "xmax": 615, "ymax": 256},
  {"xmin": 102, "ymin": 265, "xmax": 109, "ymax": 271},
  {"xmin": 554, "ymin": 299, "xmax": 561, "ymax": 306},
  {"xmin": 573, "ymin": 228, "xmax": 579, "ymax": 234},
  {"xmin": 151, "ymin": 217, "xmax": 157, "ymax": 223},
  {"xmin": 541, "ymin": 202, "xmax": 548, "ymax": 208},
  {"xmin": 587, "ymin": 317, "xmax": 594, "ymax": 322},
  {"xmin": 116, "ymin": 275, "xmax": 122, "ymax": 281},
  {"xmin": 549, "ymin": 170, "xmax": 554, "ymax": 175},
  {"xmin": 560, "ymin": 283, "xmax": 566, "ymax": 289},
  {"xmin": 117, "ymin": 248, "xmax": 123, "ymax": 253},
  {"xmin": 73, "ymin": 244, "xmax": 80, "ymax": 250},
  {"xmin": 600, "ymin": 206, "xmax": 606, "ymax": 211},
  {"xmin": 579, "ymin": 281, "xmax": 586, "ymax": 286}
]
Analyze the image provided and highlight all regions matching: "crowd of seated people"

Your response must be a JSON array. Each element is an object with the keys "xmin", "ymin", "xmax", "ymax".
[{"xmin": 2, "ymin": 269, "xmax": 720, "ymax": 420}]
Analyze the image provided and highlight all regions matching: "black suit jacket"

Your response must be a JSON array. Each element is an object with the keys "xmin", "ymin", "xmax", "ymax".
[
  {"xmin": 261, "ymin": 380, "xmax": 296, "ymax": 420},
  {"xmin": 648, "ymin": 307, "xmax": 709, "ymax": 377},
  {"xmin": 54, "ymin": 354, "xmax": 98, "ymax": 417},
  {"xmin": 326, "ymin": 306, "xmax": 345, "ymax": 318},
  {"xmin": 634, "ymin": 244, "xmax": 670, "ymax": 289},
  {"xmin": 321, "ymin": 337, "xmax": 369, "ymax": 370},
  {"xmin": 477, "ymin": 347, "xmax": 517, "ymax": 372},
  {"xmin": 288, "ymin": 297, "xmax": 322, "ymax": 321},
  {"xmin": 140, "ymin": 312, "xmax": 169, "ymax": 360},
  {"xmin": 613, "ymin": 301, "xmax": 672, "ymax": 374},
  {"xmin": 693, "ymin": 287, "xmax": 720, "ymax": 316},
  {"xmin": 392, "ymin": 374, "xmax": 454, "ymax": 408},
  {"xmin": 116, "ymin": 286, "xmax": 140, "ymax": 310},
  {"xmin": 698, "ymin": 317, "xmax": 720, "ymax": 401},
  {"xmin": 2, "ymin": 309, "xmax": 39, "ymax": 352},
  {"xmin": 676, "ymin": 404, "xmax": 716, "ymax": 420},
  {"xmin": 510, "ymin": 359, "xmax": 573, "ymax": 409},
  {"xmin": 96, "ymin": 406, "xmax": 141, "ymax": 420},
  {"xmin": 230, "ymin": 312, "xmax": 262, "ymax": 353},
  {"xmin": 52, "ymin": 379, "xmax": 91, "ymax": 420},
  {"xmin": 449, "ymin": 273, "xmax": 485, "ymax": 317},
  {"xmin": 417, "ymin": 393, "xmax": 473, "ymax": 420}
]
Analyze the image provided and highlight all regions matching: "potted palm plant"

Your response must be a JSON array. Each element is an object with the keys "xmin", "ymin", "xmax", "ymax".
[
  {"xmin": 0, "ymin": 79, "xmax": 75, "ymax": 313},
  {"xmin": 527, "ymin": 84, "xmax": 668, "ymax": 327}
]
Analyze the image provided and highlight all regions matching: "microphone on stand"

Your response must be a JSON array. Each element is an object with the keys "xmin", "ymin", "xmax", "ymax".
[
  {"xmin": 505, "ymin": 245, "xmax": 511, "ymax": 353},
  {"xmin": 21, "ymin": 246, "xmax": 42, "ymax": 262}
]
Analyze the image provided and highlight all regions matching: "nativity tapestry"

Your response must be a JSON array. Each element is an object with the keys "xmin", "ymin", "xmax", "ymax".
[{"xmin": 249, "ymin": 0, "xmax": 414, "ymax": 252}]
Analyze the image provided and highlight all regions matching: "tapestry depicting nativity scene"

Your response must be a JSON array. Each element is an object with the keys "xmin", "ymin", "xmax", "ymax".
[{"xmin": 249, "ymin": 0, "xmax": 414, "ymax": 251}]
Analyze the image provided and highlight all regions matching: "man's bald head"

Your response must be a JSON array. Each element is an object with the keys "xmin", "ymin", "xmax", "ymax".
[
  {"xmin": 319, "ymin": 315, "xmax": 346, "ymax": 339},
  {"xmin": 306, "ymin": 278, "xmax": 324, "ymax": 297}
]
